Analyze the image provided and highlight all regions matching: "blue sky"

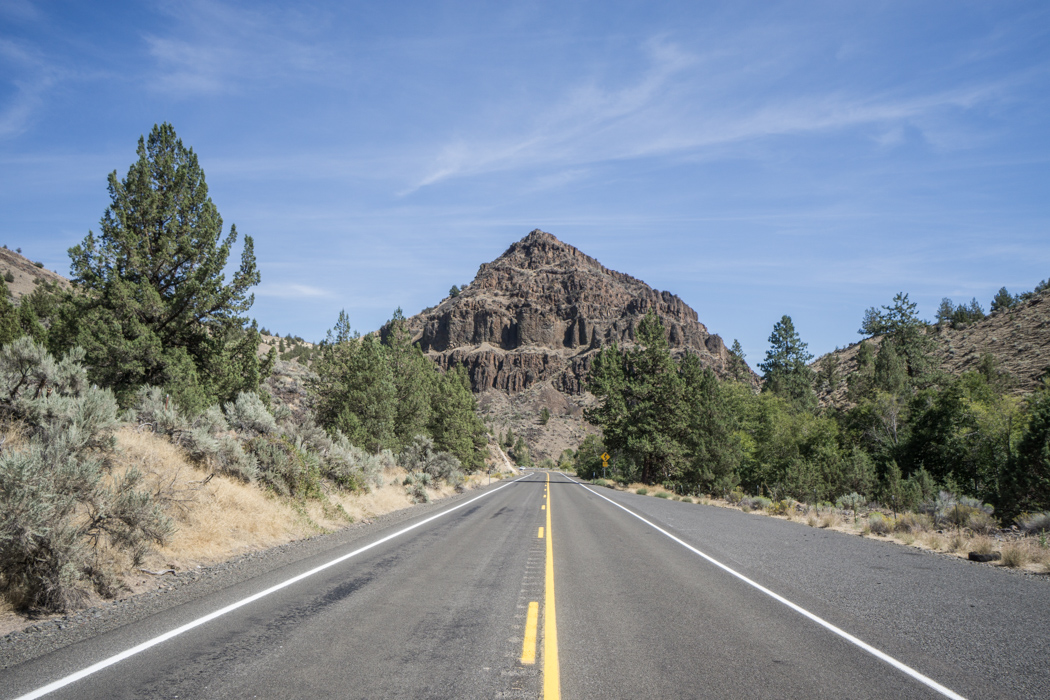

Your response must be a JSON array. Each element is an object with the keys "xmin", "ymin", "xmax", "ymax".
[{"xmin": 2, "ymin": 1, "xmax": 1048, "ymax": 366}]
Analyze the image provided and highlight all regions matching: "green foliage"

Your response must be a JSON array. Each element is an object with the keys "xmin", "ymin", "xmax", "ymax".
[
  {"xmin": 428, "ymin": 365, "xmax": 487, "ymax": 469},
  {"xmin": 539, "ymin": 407, "xmax": 551, "ymax": 425},
  {"xmin": 817, "ymin": 353, "xmax": 839, "ymax": 393},
  {"xmin": 573, "ymin": 434, "xmax": 606, "ymax": 479},
  {"xmin": 383, "ymin": 308, "xmax": 434, "ymax": 447},
  {"xmin": 858, "ymin": 293, "xmax": 938, "ymax": 387},
  {"xmin": 399, "ymin": 434, "xmax": 463, "ymax": 486},
  {"xmin": 758, "ymin": 315, "xmax": 816, "ymax": 412},
  {"xmin": 3, "ymin": 272, "xmax": 12, "ymax": 283},
  {"xmin": 310, "ymin": 311, "xmax": 395, "ymax": 453},
  {"xmin": 0, "ymin": 338, "xmax": 172, "ymax": 611},
  {"xmin": 586, "ymin": 310, "xmax": 687, "ymax": 484},
  {"xmin": 449, "ymin": 285, "xmax": 460, "ymax": 298},
  {"xmin": 57, "ymin": 123, "xmax": 267, "ymax": 413},
  {"xmin": 1002, "ymin": 385, "xmax": 1050, "ymax": 519},
  {"xmin": 727, "ymin": 339, "xmax": 751, "ymax": 383},
  {"xmin": 936, "ymin": 297, "xmax": 986, "ymax": 328},
  {"xmin": 990, "ymin": 287, "xmax": 1018, "ymax": 313}
]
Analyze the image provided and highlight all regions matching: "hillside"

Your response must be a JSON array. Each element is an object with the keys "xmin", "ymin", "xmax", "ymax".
[
  {"xmin": 391, "ymin": 229, "xmax": 756, "ymax": 461},
  {"xmin": 814, "ymin": 289, "xmax": 1050, "ymax": 407},
  {"xmin": 0, "ymin": 247, "xmax": 70, "ymax": 299}
]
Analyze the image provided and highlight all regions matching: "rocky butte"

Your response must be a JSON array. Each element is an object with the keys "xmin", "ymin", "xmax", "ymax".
[{"xmin": 388, "ymin": 229, "xmax": 753, "ymax": 460}]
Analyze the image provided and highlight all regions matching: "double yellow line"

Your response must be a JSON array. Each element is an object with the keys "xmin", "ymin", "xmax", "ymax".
[{"xmin": 520, "ymin": 472, "xmax": 560, "ymax": 699}]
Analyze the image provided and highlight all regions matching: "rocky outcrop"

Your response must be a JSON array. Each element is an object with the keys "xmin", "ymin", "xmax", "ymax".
[{"xmin": 391, "ymin": 229, "xmax": 749, "ymax": 396}]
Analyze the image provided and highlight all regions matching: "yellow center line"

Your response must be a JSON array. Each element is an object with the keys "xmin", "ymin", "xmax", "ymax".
[
  {"xmin": 538, "ymin": 526, "xmax": 544, "ymax": 538},
  {"xmin": 544, "ymin": 471, "xmax": 560, "ymax": 699},
  {"xmin": 520, "ymin": 601, "xmax": 539, "ymax": 664}
]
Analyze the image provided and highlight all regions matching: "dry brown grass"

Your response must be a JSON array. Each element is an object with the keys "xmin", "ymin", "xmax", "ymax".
[
  {"xmin": 1001, "ymin": 542, "xmax": 1031, "ymax": 568},
  {"xmin": 114, "ymin": 429, "xmax": 484, "ymax": 573},
  {"xmin": 806, "ymin": 514, "xmax": 819, "ymax": 528},
  {"xmin": 820, "ymin": 512, "xmax": 841, "ymax": 529},
  {"xmin": 923, "ymin": 532, "xmax": 945, "ymax": 551},
  {"xmin": 969, "ymin": 535, "xmax": 995, "ymax": 556}
]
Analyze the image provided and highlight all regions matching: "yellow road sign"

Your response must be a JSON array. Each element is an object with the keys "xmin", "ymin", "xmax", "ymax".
[{"xmin": 601, "ymin": 453, "xmax": 610, "ymax": 461}]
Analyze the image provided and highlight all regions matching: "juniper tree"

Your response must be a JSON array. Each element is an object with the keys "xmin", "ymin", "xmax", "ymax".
[{"xmin": 58, "ymin": 123, "xmax": 271, "ymax": 412}]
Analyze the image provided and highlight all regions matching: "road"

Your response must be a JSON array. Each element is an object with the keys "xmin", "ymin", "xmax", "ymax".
[{"xmin": 2, "ymin": 471, "xmax": 1048, "ymax": 699}]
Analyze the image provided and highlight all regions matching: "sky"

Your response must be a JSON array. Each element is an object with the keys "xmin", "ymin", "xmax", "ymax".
[{"xmin": 2, "ymin": 1, "xmax": 1049, "ymax": 367}]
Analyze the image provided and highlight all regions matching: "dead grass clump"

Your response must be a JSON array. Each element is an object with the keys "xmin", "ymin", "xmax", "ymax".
[
  {"xmin": 820, "ymin": 512, "xmax": 841, "ymax": 529},
  {"xmin": 969, "ymin": 535, "xmax": 995, "ymax": 556},
  {"xmin": 806, "ymin": 514, "xmax": 819, "ymax": 528},
  {"xmin": 893, "ymin": 512, "xmax": 932, "ymax": 534},
  {"xmin": 947, "ymin": 530, "xmax": 968, "ymax": 552},
  {"xmin": 1001, "ymin": 542, "xmax": 1030, "ymax": 568},
  {"xmin": 924, "ymin": 533, "xmax": 945, "ymax": 551}
]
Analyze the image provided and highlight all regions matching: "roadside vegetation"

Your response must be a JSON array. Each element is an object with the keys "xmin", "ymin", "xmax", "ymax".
[
  {"xmin": 0, "ymin": 124, "xmax": 496, "ymax": 616},
  {"xmin": 578, "ymin": 299, "xmax": 1050, "ymax": 565}
]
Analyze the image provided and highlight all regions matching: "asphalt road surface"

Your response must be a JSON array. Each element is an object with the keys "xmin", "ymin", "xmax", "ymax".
[{"xmin": 2, "ymin": 471, "xmax": 1048, "ymax": 699}]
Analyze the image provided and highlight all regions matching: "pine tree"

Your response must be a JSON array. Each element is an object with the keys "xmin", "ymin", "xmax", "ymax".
[
  {"xmin": 758, "ymin": 315, "xmax": 816, "ymax": 412},
  {"xmin": 990, "ymin": 287, "xmax": 1017, "ymax": 313},
  {"xmin": 586, "ymin": 310, "xmax": 686, "ymax": 483},
  {"xmin": 310, "ymin": 311, "xmax": 396, "ymax": 452},
  {"xmin": 728, "ymin": 339, "xmax": 750, "ymax": 382},
  {"xmin": 428, "ymin": 365, "xmax": 486, "ymax": 469},
  {"xmin": 0, "ymin": 277, "xmax": 20, "ymax": 347},
  {"xmin": 57, "ymin": 123, "xmax": 269, "ymax": 412},
  {"xmin": 383, "ymin": 308, "xmax": 436, "ymax": 448}
]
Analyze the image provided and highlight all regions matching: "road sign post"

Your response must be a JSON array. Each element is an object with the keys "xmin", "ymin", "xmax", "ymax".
[{"xmin": 601, "ymin": 452, "xmax": 610, "ymax": 480}]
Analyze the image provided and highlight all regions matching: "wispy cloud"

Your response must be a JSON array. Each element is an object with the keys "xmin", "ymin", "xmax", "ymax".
[
  {"xmin": 0, "ymin": 37, "xmax": 56, "ymax": 138},
  {"xmin": 406, "ymin": 37, "xmax": 1016, "ymax": 191},
  {"xmin": 255, "ymin": 282, "xmax": 333, "ymax": 299},
  {"xmin": 144, "ymin": 0, "xmax": 340, "ymax": 96}
]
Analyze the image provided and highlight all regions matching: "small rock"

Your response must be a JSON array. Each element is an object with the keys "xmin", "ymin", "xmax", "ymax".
[{"xmin": 968, "ymin": 551, "xmax": 1001, "ymax": 562}]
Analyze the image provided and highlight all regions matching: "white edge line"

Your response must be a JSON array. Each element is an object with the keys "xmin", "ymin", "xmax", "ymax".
[
  {"xmin": 562, "ymin": 475, "xmax": 967, "ymax": 700},
  {"xmin": 14, "ymin": 475, "xmax": 532, "ymax": 700}
]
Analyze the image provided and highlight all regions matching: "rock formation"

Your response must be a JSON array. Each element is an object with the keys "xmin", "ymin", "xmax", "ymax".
[{"xmin": 391, "ymin": 229, "xmax": 745, "ymax": 398}]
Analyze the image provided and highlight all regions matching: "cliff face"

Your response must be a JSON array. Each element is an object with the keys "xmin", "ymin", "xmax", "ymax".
[{"xmin": 395, "ymin": 229, "xmax": 742, "ymax": 396}]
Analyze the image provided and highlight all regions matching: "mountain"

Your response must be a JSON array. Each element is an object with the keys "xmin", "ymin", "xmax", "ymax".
[
  {"xmin": 813, "ymin": 289, "xmax": 1050, "ymax": 408},
  {"xmin": 391, "ymin": 229, "xmax": 753, "ymax": 461}
]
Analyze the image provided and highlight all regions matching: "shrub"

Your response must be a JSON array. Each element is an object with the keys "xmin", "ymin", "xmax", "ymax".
[
  {"xmin": 404, "ymin": 471, "xmax": 431, "ymax": 503},
  {"xmin": 740, "ymin": 496, "xmax": 772, "ymax": 512},
  {"xmin": 0, "ymin": 339, "xmax": 172, "ymax": 611},
  {"xmin": 224, "ymin": 392, "xmax": 277, "ymax": 435},
  {"xmin": 3, "ymin": 272, "xmax": 12, "ymax": 283},
  {"xmin": 399, "ymin": 434, "xmax": 463, "ymax": 486},
  {"xmin": 969, "ymin": 536, "xmax": 994, "ymax": 556},
  {"xmin": 725, "ymin": 488, "xmax": 745, "ymax": 504},
  {"xmin": 680, "ymin": 496, "xmax": 693, "ymax": 504},
  {"xmin": 867, "ymin": 512, "xmax": 891, "ymax": 535},
  {"xmin": 767, "ymin": 499, "xmax": 793, "ymax": 516},
  {"xmin": 539, "ymin": 408, "xmax": 550, "ymax": 425},
  {"xmin": 124, "ymin": 386, "xmax": 188, "ymax": 435},
  {"xmin": 1017, "ymin": 512, "xmax": 1050, "ymax": 534},
  {"xmin": 33, "ymin": 261, "xmax": 44, "ymax": 268},
  {"xmin": 636, "ymin": 487, "xmax": 649, "ymax": 495},
  {"xmin": 1001, "ymin": 542, "xmax": 1029, "ymax": 568},
  {"xmin": 655, "ymin": 491, "xmax": 671, "ymax": 499},
  {"xmin": 893, "ymin": 512, "xmax": 932, "ymax": 534},
  {"xmin": 964, "ymin": 510, "xmax": 999, "ymax": 535}
]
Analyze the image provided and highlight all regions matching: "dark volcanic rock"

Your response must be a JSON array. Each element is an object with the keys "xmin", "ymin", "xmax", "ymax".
[{"xmin": 390, "ymin": 230, "xmax": 752, "ymax": 396}]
